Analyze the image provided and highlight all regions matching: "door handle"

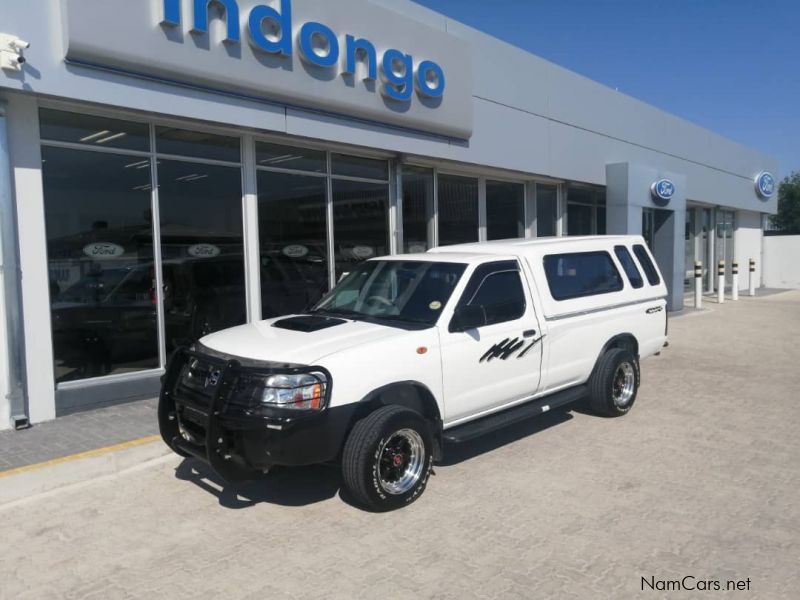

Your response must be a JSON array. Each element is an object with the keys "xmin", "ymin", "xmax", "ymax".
[{"xmin": 523, "ymin": 329, "xmax": 537, "ymax": 338}]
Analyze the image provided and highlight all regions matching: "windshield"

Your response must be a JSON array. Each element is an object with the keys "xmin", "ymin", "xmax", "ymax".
[{"xmin": 312, "ymin": 260, "xmax": 466, "ymax": 327}]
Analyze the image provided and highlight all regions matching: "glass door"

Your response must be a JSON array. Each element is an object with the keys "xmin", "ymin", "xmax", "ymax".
[
  {"xmin": 715, "ymin": 210, "xmax": 735, "ymax": 288},
  {"xmin": 642, "ymin": 208, "xmax": 655, "ymax": 250},
  {"xmin": 684, "ymin": 209, "xmax": 695, "ymax": 290}
]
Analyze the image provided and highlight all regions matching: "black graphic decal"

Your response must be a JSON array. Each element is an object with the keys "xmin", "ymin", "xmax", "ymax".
[
  {"xmin": 480, "ymin": 337, "xmax": 526, "ymax": 363},
  {"xmin": 517, "ymin": 336, "xmax": 545, "ymax": 359}
]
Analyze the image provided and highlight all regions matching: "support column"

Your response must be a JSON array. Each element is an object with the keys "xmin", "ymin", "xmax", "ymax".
[
  {"xmin": 241, "ymin": 135, "xmax": 262, "ymax": 323},
  {"xmin": 4, "ymin": 95, "xmax": 55, "ymax": 424}
]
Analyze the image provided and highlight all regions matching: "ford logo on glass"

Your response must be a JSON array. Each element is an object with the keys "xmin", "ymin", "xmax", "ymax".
[
  {"xmin": 83, "ymin": 242, "xmax": 125, "ymax": 259},
  {"xmin": 187, "ymin": 243, "xmax": 222, "ymax": 258},
  {"xmin": 650, "ymin": 179, "xmax": 675, "ymax": 203},
  {"xmin": 755, "ymin": 172, "xmax": 776, "ymax": 199},
  {"xmin": 161, "ymin": 0, "xmax": 446, "ymax": 102}
]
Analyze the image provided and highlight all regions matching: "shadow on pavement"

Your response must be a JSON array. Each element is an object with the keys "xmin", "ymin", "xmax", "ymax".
[
  {"xmin": 175, "ymin": 459, "xmax": 343, "ymax": 509},
  {"xmin": 439, "ymin": 407, "xmax": 575, "ymax": 467},
  {"xmin": 173, "ymin": 405, "xmax": 579, "ymax": 508}
]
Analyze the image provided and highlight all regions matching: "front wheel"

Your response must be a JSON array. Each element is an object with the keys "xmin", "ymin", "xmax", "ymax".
[
  {"xmin": 589, "ymin": 348, "xmax": 640, "ymax": 417},
  {"xmin": 342, "ymin": 406, "xmax": 434, "ymax": 512}
]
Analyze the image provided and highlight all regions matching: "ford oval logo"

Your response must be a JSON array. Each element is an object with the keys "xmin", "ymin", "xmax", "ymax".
[
  {"xmin": 755, "ymin": 172, "xmax": 776, "ymax": 199},
  {"xmin": 650, "ymin": 179, "xmax": 675, "ymax": 203},
  {"xmin": 83, "ymin": 242, "xmax": 125, "ymax": 259},
  {"xmin": 187, "ymin": 244, "xmax": 221, "ymax": 258}
]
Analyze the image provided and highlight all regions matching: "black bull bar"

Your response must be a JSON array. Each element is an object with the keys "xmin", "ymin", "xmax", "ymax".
[{"xmin": 157, "ymin": 347, "xmax": 331, "ymax": 481}]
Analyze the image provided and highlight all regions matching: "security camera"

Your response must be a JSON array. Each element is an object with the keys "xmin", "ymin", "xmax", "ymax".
[
  {"xmin": 0, "ymin": 50, "xmax": 25, "ymax": 72},
  {"xmin": 9, "ymin": 38, "xmax": 30, "ymax": 50}
]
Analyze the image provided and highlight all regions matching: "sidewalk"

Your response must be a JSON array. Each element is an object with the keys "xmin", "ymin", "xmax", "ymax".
[{"xmin": 0, "ymin": 398, "xmax": 161, "ymax": 473}]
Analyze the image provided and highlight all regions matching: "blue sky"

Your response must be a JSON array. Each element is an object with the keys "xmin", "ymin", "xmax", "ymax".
[{"xmin": 415, "ymin": 0, "xmax": 799, "ymax": 178}]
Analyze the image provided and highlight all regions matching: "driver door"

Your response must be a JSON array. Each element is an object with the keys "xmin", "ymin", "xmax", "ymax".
[{"xmin": 439, "ymin": 260, "xmax": 543, "ymax": 424}]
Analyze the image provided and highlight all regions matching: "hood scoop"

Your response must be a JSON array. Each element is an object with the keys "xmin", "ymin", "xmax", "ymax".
[{"xmin": 272, "ymin": 315, "xmax": 347, "ymax": 333}]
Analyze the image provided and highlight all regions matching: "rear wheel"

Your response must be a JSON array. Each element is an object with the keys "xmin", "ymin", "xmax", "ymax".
[
  {"xmin": 342, "ymin": 405, "xmax": 434, "ymax": 512},
  {"xmin": 589, "ymin": 348, "xmax": 640, "ymax": 417}
]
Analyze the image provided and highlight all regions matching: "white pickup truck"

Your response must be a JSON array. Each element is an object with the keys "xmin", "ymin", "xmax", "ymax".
[{"xmin": 159, "ymin": 236, "xmax": 668, "ymax": 511}]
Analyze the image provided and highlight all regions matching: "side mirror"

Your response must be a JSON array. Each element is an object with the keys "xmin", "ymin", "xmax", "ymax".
[{"xmin": 450, "ymin": 304, "xmax": 487, "ymax": 333}]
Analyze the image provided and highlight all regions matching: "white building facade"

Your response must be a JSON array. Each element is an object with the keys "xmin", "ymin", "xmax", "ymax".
[{"xmin": 0, "ymin": 0, "xmax": 778, "ymax": 428}]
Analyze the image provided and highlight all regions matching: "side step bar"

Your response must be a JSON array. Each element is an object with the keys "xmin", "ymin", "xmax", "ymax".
[{"xmin": 443, "ymin": 385, "xmax": 588, "ymax": 444}]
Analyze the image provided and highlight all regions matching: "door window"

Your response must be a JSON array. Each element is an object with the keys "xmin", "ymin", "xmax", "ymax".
[{"xmin": 457, "ymin": 262, "xmax": 527, "ymax": 327}]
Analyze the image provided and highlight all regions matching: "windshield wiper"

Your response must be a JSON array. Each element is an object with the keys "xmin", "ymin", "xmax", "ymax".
[{"xmin": 311, "ymin": 308, "xmax": 366, "ymax": 320}]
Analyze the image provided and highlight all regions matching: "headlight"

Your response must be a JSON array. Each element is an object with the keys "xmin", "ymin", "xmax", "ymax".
[{"xmin": 259, "ymin": 373, "xmax": 327, "ymax": 411}]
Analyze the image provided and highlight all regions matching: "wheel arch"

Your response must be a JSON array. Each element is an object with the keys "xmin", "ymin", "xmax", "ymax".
[
  {"xmin": 346, "ymin": 381, "xmax": 444, "ymax": 459},
  {"xmin": 599, "ymin": 333, "xmax": 639, "ymax": 359},
  {"xmin": 588, "ymin": 333, "xmax": 640, "ymax": 383}
]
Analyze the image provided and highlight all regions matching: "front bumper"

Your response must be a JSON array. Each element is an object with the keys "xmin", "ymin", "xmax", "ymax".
[{"xmin": 158, "ymin": 348, "xmax": 351, "ymax": 481}]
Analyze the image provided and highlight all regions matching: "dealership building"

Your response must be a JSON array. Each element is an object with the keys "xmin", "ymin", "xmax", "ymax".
[{"xmin": 0, "ymin": 0, "xmax": 779, "ymax": 429}]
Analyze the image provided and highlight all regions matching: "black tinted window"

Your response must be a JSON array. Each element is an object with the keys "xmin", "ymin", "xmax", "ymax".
[
  {"xmin": 543, "ymin": 252, "xmax": 624, "ymax": 301},
  {"xmin": 461, "ymin": 263, "xmax": 526, "ymax": 326},
  {"xmin": 633, "ymin": 244, "xmax": 661, "ymax": 285},
  {"xmin": 614, "ymin": 246, "xmax": 644, "ymax": 289}
]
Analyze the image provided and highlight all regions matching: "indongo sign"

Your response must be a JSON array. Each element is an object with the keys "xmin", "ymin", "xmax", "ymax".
[
  {"xmin": 162, "ymin": 0, "xmax": 446, "ymax": 102},
  {"xmin": 63, "ymin": 0, "xmax": 473, "ymax": 138}
]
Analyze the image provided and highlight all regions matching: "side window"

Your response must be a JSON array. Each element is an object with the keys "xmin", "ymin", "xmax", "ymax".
[
  {"xmin": 614, "ymin": 246, "xmax": 644, "ymax": 289},
  {"xmin": 633, "ymin": 244, "xmax": 661, "ymax": 285},
  {"xmin": 543, "ymin": 251, "xmax": 624, "ymax": 301},
  {"xmin": 458, "ymin": 261, "xmax": 527, "ymax": 327}
]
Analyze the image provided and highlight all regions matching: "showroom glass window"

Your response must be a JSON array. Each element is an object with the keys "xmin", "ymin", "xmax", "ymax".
[
  {"xmin": 155, "ymin": 127, "xmax": 246, "ymax": 353},
  {"xmin": 536, "ymin": 184, "xmax": 558, "ymax": 237},
  {"xmin": 331, "ymin": 154, "xmax": 390, "ymax": 281},
  {"xmin": 39, "ymin": 109, "xmax": 158, "ymax": 384},
  {"xmin": 486, "ymin": 180, "xmax": 525, "ymax": 241},
  {"xmin": 256, "ymin": 144, "xmax": 391, "ymax": 311},
  {"xmin": 402, "ymin": 166, "xmax": 434, "ymax": 253},
  {"xmin": 438, "ymin": 174, "xmax": 479, "ymax": 246},
  {"xmin": 256, "ymin": 141, "xmax": 329, "ymax": 318},
  {"xmin": 567, "ymin": 186, "xmax": 606, "ymax": 236}
]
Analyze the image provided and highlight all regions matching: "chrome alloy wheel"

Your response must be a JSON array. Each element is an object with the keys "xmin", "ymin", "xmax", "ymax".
[
  {"xmin": 377, "ymin": 428, "xmax": 426, "ymax": 495},
  {"xmin": 612, "ymin": 362, "xmax": 636, "ymax": 408}
]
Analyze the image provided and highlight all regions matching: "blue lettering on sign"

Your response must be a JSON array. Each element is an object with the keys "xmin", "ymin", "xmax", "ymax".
[
  {"xmin": 382, "ymin": 49, "xmax": 414, "ymax": 102},
  {"xmin": 161, "ymin": 0, "xmax": 446, "ymax": 102},
  {"xmin": 299, "ymin": 22, "xmax": 340, "ymax": 68},
  {"xmin": 651, "ymin": 179, "xmax": 675, "ymax": 203},
  {"xmin": 755, "ymin": 172, "xmax": 775, "ymax": 199},
  {"xmin": 248, "ymin": 2, "xmax": 293, "ymax": 55},
  {"xmin": 344, "ymin": 35, "xmax": 377, "ymax": 81}
]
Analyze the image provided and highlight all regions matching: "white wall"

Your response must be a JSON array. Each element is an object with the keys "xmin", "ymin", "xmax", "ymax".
[
  {"xmin": 735, "ymin": 210, "xmax": 764, "ymax": 290},
  {"xmin": 763, "ymin": 236, "xmax": 800, "ymax": 289}
]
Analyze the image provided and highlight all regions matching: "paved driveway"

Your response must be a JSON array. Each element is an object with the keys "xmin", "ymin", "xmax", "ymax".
[{"xmin": 2, "ymin": 291, "xmax": 799, "ymax": 599}]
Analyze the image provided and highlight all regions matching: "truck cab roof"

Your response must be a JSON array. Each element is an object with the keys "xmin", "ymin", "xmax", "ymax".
[{"xmin": 374, "ymin": 236, "xmax": 649, "ymax": 266}]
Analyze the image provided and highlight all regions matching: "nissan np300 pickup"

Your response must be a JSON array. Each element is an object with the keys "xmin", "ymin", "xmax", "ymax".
[{"xmin": 159, "ymin": 236, "xmax": 668, "ymax": 511}]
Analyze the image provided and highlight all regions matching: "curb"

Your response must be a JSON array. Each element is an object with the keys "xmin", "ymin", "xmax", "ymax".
[{"xmin": 0, "ymin": 436, "xmax": 172, "ymax": 507}]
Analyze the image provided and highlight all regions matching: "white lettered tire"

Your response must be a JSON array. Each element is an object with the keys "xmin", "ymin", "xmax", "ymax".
[{"xmin": 342, "ymin": 405, "xmax": 434, "ymax": 512}]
